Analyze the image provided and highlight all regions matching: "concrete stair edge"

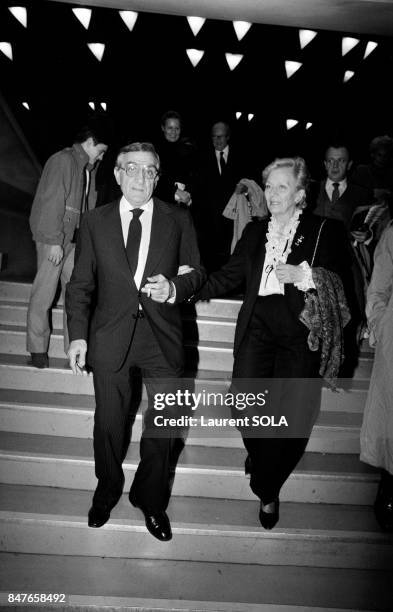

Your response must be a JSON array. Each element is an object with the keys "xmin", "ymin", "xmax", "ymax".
[{"xmin": 0, "ymin": 552, "xmax": 389, "ymax": 611}]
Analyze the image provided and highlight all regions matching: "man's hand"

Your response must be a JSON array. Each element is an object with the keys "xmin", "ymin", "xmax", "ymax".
[
  {"xmin": 175, "ymin": 188, "xmax": 192, "ymax": 206},
  {"xmin": 141, "ymin": 274, "xmax": 171, "ymax": 302},
  {"xmin": 275, "ymin": 262, "xmax": 305, "ymax": 284},
  {"xmin": 177, "ymin": 265, "xmax": 194, "ymax": 275},
  {"xmin": 351, "ymin": 229, "xmax": 371, "ymax": 244},
  {"xmin": 48, "ymin": 245, "xmax": 64, "ymax": 266},
  {"xmin": 67, "ymin": 339, "xmax": 88, "ymax": 375}
]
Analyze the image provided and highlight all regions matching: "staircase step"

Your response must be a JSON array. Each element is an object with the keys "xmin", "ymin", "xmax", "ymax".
[
  {"xmin": 0, "ymin": 323, "xmax": 374, "ymax": 378},
  {"xmin": 0, "ymin": 301, "xmax": 238, "ymax": 343},
  {"xmin": 1, "ymin": 301, "xmax": 376, "ymax": 357},
  {"xmin": 0, "ymin": 281, "xmax": 243, "ymax": 317},
  {"xmin": 1, "ymin": 552, "xmax": 391, "ymax": 611},
  {"xmin": 0, "ymin": 281, "xmax": 32, "ymax": 303},
  {"xmin": 0, "ymin": 484, "xmax": 391, "ymax": 571},
  {"xmin": 0, "ymin": 433, "xmax": 378, "ymax": 505},
  {"xmin": 0, "ymin": 388, "xmax": 363, "ymax": 454},
  {"xmin": 0, "ymin": 324, "xmax": 236, "ymax": 371},
  {"xmin": 0, "ymin": 354, "xmax": 369, "ymax": 416}
]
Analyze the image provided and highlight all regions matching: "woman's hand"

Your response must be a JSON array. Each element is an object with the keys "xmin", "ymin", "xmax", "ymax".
[
  {"xmin": 275, "ymin": 262, "xmax": 305, "ymax": 284},
  {"xmin": 175, "ymin": 188, "xmax": 192, "ymax": 206}
]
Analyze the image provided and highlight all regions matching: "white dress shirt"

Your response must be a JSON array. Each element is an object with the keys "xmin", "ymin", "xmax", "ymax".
[
  {"xmin": 325, "ymin": 178, "xmax": 347, "ymax": 201},
  {"xmin": 215, "ymin": 145, "xmax": 229, "ymax": 174},
  {"xmin": 120, "ymin": 196, "xmax": 153, "ymax": 289}
]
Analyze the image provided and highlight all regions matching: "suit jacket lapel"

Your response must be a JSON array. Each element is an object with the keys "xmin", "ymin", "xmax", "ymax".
[
  {"xmin": 287, "ymin": 213, "xmax": 320, "ymax": 265},
  {"xmin": 143, "ymin": 198, "xmax": 175, "ymax": 279},
  {"xmin": 249, "ymin": 219, "xmax": 269, "ymax": 296},
  {"xmin": 103, "ymin": 199, "xmax": 138, "ymax": 290}
]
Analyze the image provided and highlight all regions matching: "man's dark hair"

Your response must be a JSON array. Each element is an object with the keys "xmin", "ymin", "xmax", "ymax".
[
  {"xmin": 74, "ymin": 118, "xmax": 112, "ymax": 146},
  {"xmin": 324, "ymin": 143, "xmax": 351, "ymax": 159},
  {"xmin": 115, "ymin": 142, "xmax": 160, "ymax": 169}
]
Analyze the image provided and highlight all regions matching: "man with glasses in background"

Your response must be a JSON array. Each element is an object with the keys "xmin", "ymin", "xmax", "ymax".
[{"xmin": 66, "ymin": 142, "xmax": 205, "ymax": 541}]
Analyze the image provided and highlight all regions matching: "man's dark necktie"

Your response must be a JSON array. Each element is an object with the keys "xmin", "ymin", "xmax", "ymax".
[
  {"xmin": 219, "ymin": 151, "xmax": 226, "ymax": 175},
  {"xmin": 126, "ymin": 208, "xmax": 144, "ymax": 276},
  {"xmin": 331, "ymin": 182, "xmax": 340, "ymax": 205}
]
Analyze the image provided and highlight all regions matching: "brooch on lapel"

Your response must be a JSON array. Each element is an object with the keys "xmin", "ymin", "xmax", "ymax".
[{"xmin": 294, "ymin": 235, "xmax": 304, "ymax": 247}]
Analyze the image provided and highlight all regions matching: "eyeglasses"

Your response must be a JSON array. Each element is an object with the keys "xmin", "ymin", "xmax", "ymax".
[
  {"xmin": 118, "ymin": 162, "xmax": 159, "ymax": 180},
  {"xmin": 325, "ymin": 158, "xmax": 347, "ymax": 165}
]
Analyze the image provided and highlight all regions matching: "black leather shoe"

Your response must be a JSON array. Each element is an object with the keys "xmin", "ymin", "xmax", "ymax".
[
  {"xmin": 259, "ymin": 499, "xmax": 280, "ymax": 530},
  {"xmin": 88, "ymin": 505, "xmax": 110, "ymax": 528},
  {"xmin": 130, "ymin": 499, "xmax": 172, "ymax": 541},
  {"xmin": 30, "ymin": 352, "xmax": 49, "ymax": 369}
]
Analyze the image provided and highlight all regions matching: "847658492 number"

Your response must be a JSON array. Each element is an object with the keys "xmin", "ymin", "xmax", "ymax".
[{"xmin": 3, "ymin": 593, "xmax": 68, "ymax": 605}]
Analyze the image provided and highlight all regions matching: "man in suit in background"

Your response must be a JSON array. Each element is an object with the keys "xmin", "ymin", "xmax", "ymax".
[
  {"xmin": 195, "ymin": 121, "xmax": 245, "ymax": 272},
  {"xmin": 313, "ymin": 144, "xmax": 374, "ymax": 231},
  {"xmin": 312, "ymin": 143, "xmax": 374, "ymax": 377},
  {"xmin": 66, "ymin": 142, "xmax": 205, "ymax": 541}
]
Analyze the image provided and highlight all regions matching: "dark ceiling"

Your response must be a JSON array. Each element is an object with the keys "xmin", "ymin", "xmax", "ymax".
[{"xmin": 1, "ymin": 0, "xmax": 393, "ymax": 178}]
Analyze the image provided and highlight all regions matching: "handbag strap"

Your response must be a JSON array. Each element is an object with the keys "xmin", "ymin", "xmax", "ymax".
[{"xmin": 311, "ymin": 219, "xmax": 326, "ymax": 267}]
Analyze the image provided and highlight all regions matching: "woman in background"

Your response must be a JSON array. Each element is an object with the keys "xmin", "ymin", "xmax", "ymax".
[{"xmin": 154, "ymin": 110, "xmax": 197, "ymax": 207}]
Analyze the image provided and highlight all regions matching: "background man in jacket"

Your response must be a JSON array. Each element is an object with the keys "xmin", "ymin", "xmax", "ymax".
[{"xmin": 27, "ymin": 121, "xmax": 109, "ymax": 368}]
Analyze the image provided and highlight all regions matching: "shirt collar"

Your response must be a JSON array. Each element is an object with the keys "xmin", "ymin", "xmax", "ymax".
[
  {"xmin": 216, "ymin": 145, "xmax": 229, "ymax": 157},
  {"xmin": 72, "ymin": 142, "xmax": 90, "ymax": 166},
  {"xmin": 120, "ymin": 196, "xmax": 154, "ymax": 213},
  {"xmin": 326, "ymin": 177, "xmax": 347, "ymax": 189}
]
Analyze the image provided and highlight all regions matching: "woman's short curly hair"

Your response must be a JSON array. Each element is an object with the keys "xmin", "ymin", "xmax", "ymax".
[{"xmin": 262, "ymin": 156, "xmax": 310, "ymax": 209}]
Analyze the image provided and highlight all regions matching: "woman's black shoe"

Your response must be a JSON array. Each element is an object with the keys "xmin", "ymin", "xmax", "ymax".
[
  {"xmin": 259, "ymin": 499, "xmax": 279, "ymax": 530},
  {"xmin": 244, "ymin": 455, "xmax": 252, "ymax": 475}
]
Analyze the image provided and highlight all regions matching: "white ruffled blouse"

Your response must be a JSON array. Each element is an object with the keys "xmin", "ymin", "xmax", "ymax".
[{"xmin": 258, "ymin": 209, "xmax": 315, "ymax": 296}]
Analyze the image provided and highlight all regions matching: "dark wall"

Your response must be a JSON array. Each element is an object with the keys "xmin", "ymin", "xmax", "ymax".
[{"xmin": 1, "ymin": 0, "xmax": 393, "ymax": 182}]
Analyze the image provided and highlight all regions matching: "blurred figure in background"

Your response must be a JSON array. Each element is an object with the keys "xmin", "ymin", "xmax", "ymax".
[
  {"xmin": 360, "ymin": 221, "xmax": 393, "ymax": 532},
  {"xmin": 351, "ymin": 135, "xmax": 393, "ymax": 239},
  {"xmin": 194, "ymin": 121, "xmax": 247, "ymax": 272},
  {"xmin": 154, "ymin": 110, "xmax": 197, "ymax": 208}
]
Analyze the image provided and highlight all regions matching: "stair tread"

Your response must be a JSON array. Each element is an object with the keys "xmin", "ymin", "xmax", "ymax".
[
  {"xmin": 0, "ymin": 388, "xmax": 363, "ymax": 429},
  {"xmin": 0, "ymin": 302, "xmax": 237, "ymax": 324},
  {"xmin": 0, "ymin": 431, "xmax": 377, "ymax": 476},
  {"xmin": 1, "ymin": 553, "xmax": 391, "ymax": 610},
  {"xmin": 0, "ymin": 388, "xmax": 96, "ymax": 409},
  {"xmin": 0, "ymin": 352, "xmax": 230, "ymax": 378},
  {"xmin": 0, "ymin": 324, "xmax": 237, "ymax": 352},
  {"xmin": 0, "ymin": 484, "xmax": 386, "ymax": 536},
  {"xmin": 0, "ymin": 325, "xmax": 375, "ymax": 360},
  {"xmin": 0, "ymin": 353, "xmax": 371, "ymax": 392}
]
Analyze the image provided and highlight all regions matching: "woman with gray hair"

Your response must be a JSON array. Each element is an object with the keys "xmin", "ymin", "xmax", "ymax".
[{"xmin": 196, "ymin": 157, "xmax": 351, "ymax": 529}]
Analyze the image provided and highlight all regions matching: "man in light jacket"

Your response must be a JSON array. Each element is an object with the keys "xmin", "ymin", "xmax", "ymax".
[{"xmin": 27, "ymin": 121, "xmax": 109, "ymax": 368}]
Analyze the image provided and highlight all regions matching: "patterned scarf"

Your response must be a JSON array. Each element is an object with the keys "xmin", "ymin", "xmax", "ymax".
[{"xmin": 299, "ymin": 268, "xmax": 351, "ymax": 389}]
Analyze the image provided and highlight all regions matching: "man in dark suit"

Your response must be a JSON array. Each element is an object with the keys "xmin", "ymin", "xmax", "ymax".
[
  {"xmin": 195, "ymin": 121, "xmax": 245, "ymax": 272},
  {"xmin": 313, "ymin": 144, "xmax": 374, "ymax": 231},
  {"xmin": 312, "ymin": 143, "xmax": 374, "ymax": 377},
  {"xmin": 66, "ymin": 142, "xmax": 205, "ymax": 541}
]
